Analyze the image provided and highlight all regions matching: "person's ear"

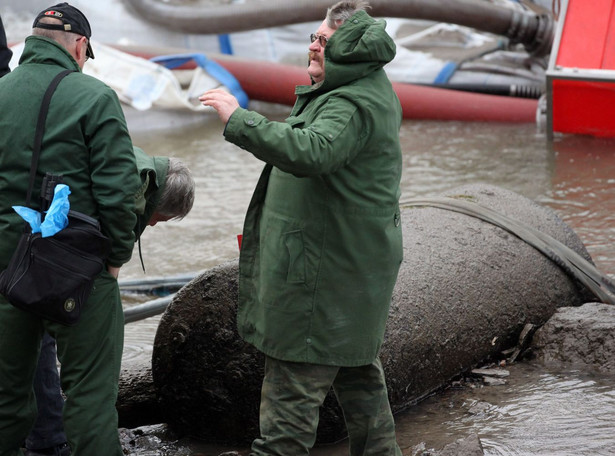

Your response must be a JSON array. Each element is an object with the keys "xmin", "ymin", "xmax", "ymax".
[{"xmin": 74, "ymin": 36, "xmax": 88, "ymax": 67}]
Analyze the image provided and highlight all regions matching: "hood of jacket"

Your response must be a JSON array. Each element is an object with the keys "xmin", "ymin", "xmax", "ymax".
[
  {"xmin": 297, "ymin": 10, "xmax": 396, "ymax": 95},
  {"xmin": 134, "ymin": 146, "xmax": 169, "ymax": 237}
]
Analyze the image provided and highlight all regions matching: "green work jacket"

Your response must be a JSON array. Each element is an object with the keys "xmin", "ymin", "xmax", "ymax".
[
  {"xmin": 224, "ymin": 11, "xmax": 403, "ymax": 366},
  {"xmin": 0, "ymin": 36, "xmax": 139, "ymax": 269}
]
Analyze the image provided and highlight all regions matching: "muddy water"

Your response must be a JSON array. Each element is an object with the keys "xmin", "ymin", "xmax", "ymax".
[{"xmin": 121, "ymin": 104, "xmax": 615, "ymax": 455}]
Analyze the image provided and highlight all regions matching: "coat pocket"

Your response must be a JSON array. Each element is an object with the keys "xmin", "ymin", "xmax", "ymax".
[{"xmin": 283, "ymin": 230, "xmax": 306, "ymax": 284}]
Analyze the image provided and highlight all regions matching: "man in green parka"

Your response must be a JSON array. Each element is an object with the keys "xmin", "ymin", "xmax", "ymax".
[
  {"xmin": 0, "ymin": 3, "xmax": 140, "ymax": 455},
  {"xmin": 201, "ymin": 1, "xmax": 403, "ymax": 453}
]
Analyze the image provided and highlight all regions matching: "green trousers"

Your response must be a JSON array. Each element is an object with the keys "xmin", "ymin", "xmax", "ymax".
[
  {"xmin": 0, "ymin": 270, "xmax": 124, "ymax": 456},
  {"xmin": 251, "ymin": 356, "xmax": 403, "ymax": 456}
]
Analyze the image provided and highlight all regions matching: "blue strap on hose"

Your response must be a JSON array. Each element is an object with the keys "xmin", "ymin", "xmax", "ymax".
[
  {"xmin": 217, "ymin": 35, "xmax": 234, "ymax": 55},
  {"xmin": 150, "ymin": 53, "xmax": 249, "ymax": 108},
  {"xmin": 433, "ymin": 61, "xmax": 458, "ymax": 84}
]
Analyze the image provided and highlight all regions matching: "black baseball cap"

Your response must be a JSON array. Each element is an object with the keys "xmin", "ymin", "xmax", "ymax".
[{"xmin": 33, "ymin": 2, "xmax": 94, "ymax": 59}]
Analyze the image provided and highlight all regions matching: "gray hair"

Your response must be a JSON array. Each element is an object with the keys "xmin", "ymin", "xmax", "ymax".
[
  {"xmin": 326, "ymin": 0, "xmax": 370, "ymax": 29},
  {"xmin": 157, "ymin": 157, "xmax": 195, "ymax": 220},
  {"xmin": 32, "ymin": 17, "xmax": 79, "ymax": 49}
]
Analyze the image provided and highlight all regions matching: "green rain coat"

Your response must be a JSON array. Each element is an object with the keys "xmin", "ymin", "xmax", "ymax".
[
  {"xmin": 0, "ymin": 36, "xmax": 139, "ymax": 269},
  {"xmin": 224, "ymin": 11, "xmax": 403, "ymax": 367}
]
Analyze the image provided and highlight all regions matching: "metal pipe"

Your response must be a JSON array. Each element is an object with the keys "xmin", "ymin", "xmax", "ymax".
[
  {"xmin": 119, "ymin": 272, "xmax": 197, "ymax": 294},
  {"xmin": 124, "ymin": 295, "xmax": 174, "ymax": 324},
  {"xmin": 124, "ymin": 0, "xmax": 553, "ymax": 56}
]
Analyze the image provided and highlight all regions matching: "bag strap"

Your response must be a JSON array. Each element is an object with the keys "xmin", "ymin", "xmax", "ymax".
[{"xmin": 25, "ymin": 69, "xmax": 75, "ymax": 207}]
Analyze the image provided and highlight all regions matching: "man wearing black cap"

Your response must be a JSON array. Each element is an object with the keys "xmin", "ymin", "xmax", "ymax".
[
  {"xmin": 31, "ymin": 2, "xmax": 95, "ymax": 61},
  {"xmin": 0, "ymin": 3, "xmax": 140, "ymax": 456},
  {"xmin": 0, "ymin": 15, "xmax": 70, "ymax": 456}
]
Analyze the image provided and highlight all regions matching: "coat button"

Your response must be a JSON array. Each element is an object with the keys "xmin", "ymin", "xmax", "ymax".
[
  {"xmin": 306, "ymin": 338, "xmax": 312, "ymax": 344},
  {"xmin": 246, "ymin": 119, "xmax": 255, "ymax": 126},
  {"xmin": 394, "ymin": 213, "xmax": 400, "ymax": 227}
]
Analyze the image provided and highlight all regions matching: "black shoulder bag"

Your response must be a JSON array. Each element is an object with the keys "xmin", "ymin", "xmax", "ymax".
[{"xmin": 0, "ymin": 70, "xmax": 111, "ymax": 326}]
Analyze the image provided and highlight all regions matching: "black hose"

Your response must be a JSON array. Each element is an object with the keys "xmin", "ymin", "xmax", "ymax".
[
  {"xmin": 424, "ymin": 83, "xmax": 544, "ymax": 98},
  {"xmin": 124, "ymin": 0, "xmax": 553, "ymax": 57}
]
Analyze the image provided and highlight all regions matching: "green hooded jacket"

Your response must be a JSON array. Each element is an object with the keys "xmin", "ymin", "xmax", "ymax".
[
  {"xmin": 224, "ymin": 11, "xmax": 403, "ymax": 366},
  {"xmin": 133, "ymin": 146, "xmax": 169, "ymax": 238},
  {"xmin": 0, "ymin": 36, "xmax": 139, "ymax": 269}
]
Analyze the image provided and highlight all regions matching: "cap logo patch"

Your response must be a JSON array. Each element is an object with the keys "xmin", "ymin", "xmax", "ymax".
[{"xmin": 44, "ymin": 11, "xmax": 63, "ymax": 18}]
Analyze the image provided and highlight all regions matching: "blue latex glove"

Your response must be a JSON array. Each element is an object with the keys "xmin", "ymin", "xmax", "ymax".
[
  {"xmin": 12, "ymin": 206, "xmax": 42, "ymax": 233},
  {"xmin": 40, "ymin": 184, "xmax": 70, "ymax": 237}
]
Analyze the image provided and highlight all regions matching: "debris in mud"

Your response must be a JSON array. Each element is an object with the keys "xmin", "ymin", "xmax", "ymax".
[
  {"xmin": 470, "ymin": 367, "xmax": 510, "ymax": 378},
  {"xmin": 470, "ymin": 367, "xmax": 510, "ymax": 386},
  {"xmin": 410, "ymin": 433, "xmax": 485, "ymax": 456},
  {"xmin": 119, "ymin": 424, "xmax": 192, "ymax": 456},
  {"xmin": 501, "ymin": 322, "xmax": 539, "ymax": 363},
  {"xmin": 437, "ymin": 433, "xmax": 484, "ymax": 456}
]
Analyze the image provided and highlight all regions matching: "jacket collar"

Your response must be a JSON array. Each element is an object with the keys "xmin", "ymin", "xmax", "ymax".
[{"xmin": 19, "ymin": 35, "xmax": 81, "ymax": 72}]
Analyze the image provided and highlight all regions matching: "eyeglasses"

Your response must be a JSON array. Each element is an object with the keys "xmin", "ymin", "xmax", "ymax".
[
  {"xmin": 75, "ymin": 37, "xmax": 90, "ymax": 61},
  {"xmin": 310, "ymin": 33, "xmax": 328, "ymax": 47}
]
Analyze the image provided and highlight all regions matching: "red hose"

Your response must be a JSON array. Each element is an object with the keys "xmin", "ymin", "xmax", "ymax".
[
  {"xmin": 113, "ymin": 46, "xmax": 539, "ymax": 123},
  {"xmin": 212, "ymin": 56, "xmax": 537, "ymax": 123}
]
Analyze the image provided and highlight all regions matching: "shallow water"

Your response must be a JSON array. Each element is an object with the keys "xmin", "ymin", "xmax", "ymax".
[
  {"xmin": 121, "ymin": 104, "xmax": 615, "ymax": 455},
  {"xmin": 392, "ymin": 363, "xmax": 615, "ymax": 455}
]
